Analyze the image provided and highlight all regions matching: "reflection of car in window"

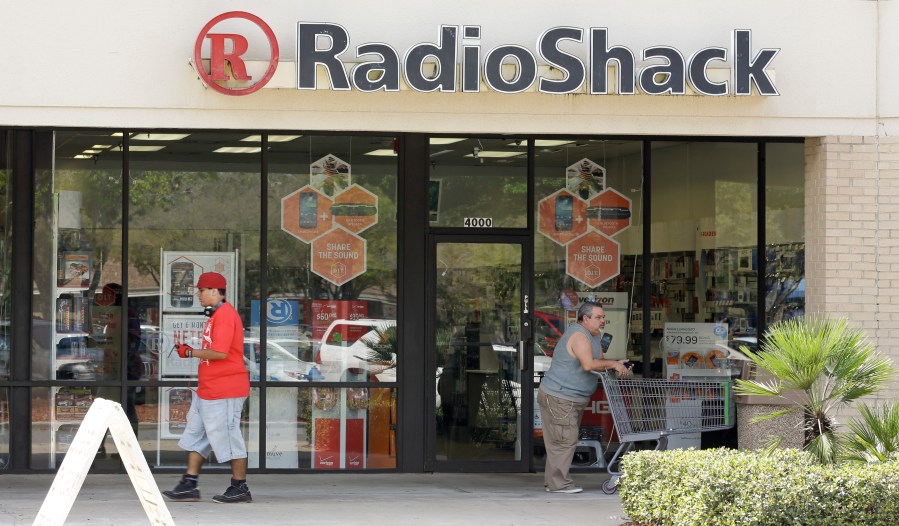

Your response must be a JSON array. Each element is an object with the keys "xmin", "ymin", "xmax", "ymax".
[
  {"xmin": 317, "ymin": 319, "xmax": 396, "ymax": 381},
  {"xmin": 534, "ymin": 310, "xmax": 564, "ymax": 356},
  {"xmin": 244, "ymin": 337, "xmax": 318, "ymax": 381}
]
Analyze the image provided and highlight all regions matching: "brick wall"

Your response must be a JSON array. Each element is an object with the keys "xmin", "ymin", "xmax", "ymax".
[{"xmin": 805, "ymin": 135, "xmax": 899, "ymax": 419}]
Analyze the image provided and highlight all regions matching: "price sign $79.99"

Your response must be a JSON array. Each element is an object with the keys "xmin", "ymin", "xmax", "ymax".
[{"xmin": 666, "ymin": 335, "xmax": 699, "ymax": 345}]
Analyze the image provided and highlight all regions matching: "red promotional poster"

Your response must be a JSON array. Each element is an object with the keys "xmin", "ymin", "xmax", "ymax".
[
  {"xmin": 344, "ymin": 418, "xmax": 365, "ymax": 469},
  {"xmin": 312, "ymin": 300, "xmax": 368, "ymax": 340},
  {"xmin": 312, "ymin": 417, "xmax": 341, "ymax": 469}
]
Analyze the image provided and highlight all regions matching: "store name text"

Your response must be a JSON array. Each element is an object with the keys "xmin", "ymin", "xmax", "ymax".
[{"xmin": 297, "ymin": 24, "xmax": 778, "ymax": 96}]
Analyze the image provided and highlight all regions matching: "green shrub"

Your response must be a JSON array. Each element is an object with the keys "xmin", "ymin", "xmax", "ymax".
[{"xmin": 619, "ymin": 448, "xmax": 899, "ymax": 526}]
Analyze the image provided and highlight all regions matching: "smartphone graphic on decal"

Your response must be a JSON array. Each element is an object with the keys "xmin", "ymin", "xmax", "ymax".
[
  {"xmin": 299, "ymin": 191, "xmax": 318, "ymax": 229},
  {"xmin": 600, "ymin": 333, "xmax": 613, "ymax": 354},
  {"xmin": 170, "ymin": 262, "xmax": 194, "ymax": 308},
  {"xmin": 554, "ymin": 195, "xmax": 573, "ymax": 231}
]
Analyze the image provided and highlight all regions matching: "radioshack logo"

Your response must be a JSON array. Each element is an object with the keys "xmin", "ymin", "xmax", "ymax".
[{"xmin": 194, "ymin": 11, "xmax": 279, "ymax": 96}]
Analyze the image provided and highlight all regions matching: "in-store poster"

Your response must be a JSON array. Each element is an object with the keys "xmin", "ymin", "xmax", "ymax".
[
  {"xmin": 537, "ymin": 159, "xmax": 632, "ymax": 289},
  {"xmin": 662, "ymin": 322, "xmax": 729, "ymax": 378},
  {"xmin": 281, "ymin": 155, "xmax": 380, "ymax": 287},
  {"xmin": 158, "ymin": 315, "xmax": 206, "ymax": 378},
  {"xmin": 561, "ymin": 291, "xmax": 628, "ymax": 360},
  {"xmin": 160, "ymin": 251, "xmax": 237, "ymax": 313}
]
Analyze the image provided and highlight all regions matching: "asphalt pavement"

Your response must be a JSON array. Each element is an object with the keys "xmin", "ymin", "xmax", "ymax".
[{"xmin": 0, "ymin": 471, "xmax": 628, "ymax": 526}]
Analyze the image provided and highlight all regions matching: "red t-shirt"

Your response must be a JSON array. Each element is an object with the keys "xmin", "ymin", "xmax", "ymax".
[{"xmin": 197, "ymin": 302, "xmax": 249, "ymax": 399}]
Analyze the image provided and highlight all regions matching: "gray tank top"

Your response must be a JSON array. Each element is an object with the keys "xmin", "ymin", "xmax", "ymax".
[{"xmin": 539, "ymin": 323, "xmax": 602, "ymax": 402}]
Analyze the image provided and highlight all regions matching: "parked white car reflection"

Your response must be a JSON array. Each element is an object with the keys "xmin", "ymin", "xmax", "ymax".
[
  {"xmin": 244, "ymin": 338, "xmax": 321, "ymax": 381},
  {"xmin": 317, "ymin": 319, "xmax": 396, "ymax": 381}
]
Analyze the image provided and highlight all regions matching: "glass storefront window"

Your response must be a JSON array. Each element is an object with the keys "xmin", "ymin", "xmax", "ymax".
[
  {"xmin": 266, "ymin": 135, "xmax": 397, "ymax": 468},
  {"xmin": 765, "ymin": 143, "xmax": 805, "ymax": 325},
  {"xmin": 533, "ymin": 140, "xmax": 643, "ymax": 365},
  {"xmin": 268, "ymin": 135, "xmax": 398, "ymax": 386},
  {"xmin": 30, "ymin": 131, "xmax": 125, "ymax": 468},
  {"xmin": 128, "ymin": 131, "xmax": 261, "ymax": 468},
  {"xmin": 532, "ymin": 139, "xmax": 643, "ymax": 464},
  {"xmin": 32, "ymin": 131, "xmax": 124, "ymax": 383},
  {"xmin": 651, "ymin": 142, "xmax": 758, "ymax": 379},
  {"xmin": 428, "ymin": 137, "xmax": 528, "ymax": 228}
]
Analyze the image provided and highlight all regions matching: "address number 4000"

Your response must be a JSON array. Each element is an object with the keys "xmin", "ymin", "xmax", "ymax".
[{"xmin": 463, "ymin": 217, "xmax": 493, "ymax": 228}]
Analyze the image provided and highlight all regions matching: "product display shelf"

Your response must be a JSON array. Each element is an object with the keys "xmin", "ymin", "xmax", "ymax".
[{"xmin": 697, "ymin": 246, "xmax": 758, "ymax": 336}]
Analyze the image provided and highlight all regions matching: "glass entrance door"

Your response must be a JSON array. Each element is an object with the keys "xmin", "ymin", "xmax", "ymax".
[{"xmin": 430, "ymin": 237, "xmax": 531, "ymax": 471}]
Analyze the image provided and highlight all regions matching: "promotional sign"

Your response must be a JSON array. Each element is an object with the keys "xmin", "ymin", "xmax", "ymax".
[
  {"xmin": 159, "ymin": 387, "xmax": 193, "ymax": 439},
  {"xmin": 663, "ymin": 322, "xmax": 729, "ymax": 378},
  {"xmin": 311, "ymin": 154, "xmax": 351, "ymax": 197},
  {"xmin": 662, "ymin": 322, "xmax": 730, "ymax": 450},
  {"xmin": 566, "ymin": 158, "xmax": 605, "ymax": 199},
  {"xmin": 332, "ymin": 184, "xmax": 378, "ymax": 234},
  {"xmin": 158, "ymin": 315, "xmax": 206, "ymax": 378},
  {"xmin": 311, "ymin": 300, "xmax": 368, "ymax": 340},
  {"xmin": 588, "ymin": 188, "xmax": 632, "ymax": 236},
  {"xmin": 538, "ymin": 162, "xmax": 631, "ymax": 288},
  {"xmin": 281, "ymin": 186, "xmax": 333, "ymax": 243},
  {"xmin": 311, "ymin": 227, "xmax": 367, "ymax": 286},
  {"xmin": 537, "ymin": 189, "xmax": 587, "ymax": 245},
  {"xmin": 280, "ymin": 155, "xmax": 378, "ymax": 287},
  {"xmin": 249, "ymin": 388, "xmax": 299, "ymax": 469},
  {"xmin": 566, "ymin": 230, "xmax": 620, "ymax": 288},
  {"xmin": 250, "ymin": 299, "xmax": 301, "ymax": 340},
  {"xmin": 160, "ymin": 251, "xmax": 237, "ymax": 313}
]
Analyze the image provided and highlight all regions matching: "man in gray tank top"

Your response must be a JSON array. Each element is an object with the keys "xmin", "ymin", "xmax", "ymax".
[{"xmin": 537, "ymin": 301, "xmax": 631, "ymax": 493}]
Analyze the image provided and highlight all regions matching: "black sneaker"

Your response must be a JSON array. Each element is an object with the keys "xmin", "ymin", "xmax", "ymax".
[
  {"xmin": 162, "ymin": 478, "xmax": 200, "ymax": 502},
  {"xmin": 212, "ymin": 482, "xmax": 252, "ymax": 503}
]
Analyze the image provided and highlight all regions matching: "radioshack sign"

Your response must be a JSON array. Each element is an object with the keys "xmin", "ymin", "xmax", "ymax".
[{"xmin": 194, "ymin": 11, "xmax": 779, "ymax": 97}]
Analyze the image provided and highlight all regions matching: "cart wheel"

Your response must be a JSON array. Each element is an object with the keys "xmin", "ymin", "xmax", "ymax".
[{"xmin": 601, "ymin": 478, "xmax": 618, "ymax": 495}]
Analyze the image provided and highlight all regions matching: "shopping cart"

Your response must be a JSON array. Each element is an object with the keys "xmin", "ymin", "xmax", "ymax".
[{"xmin": 598, "ymin": 372, "xmax": 735, "ymax": 494}]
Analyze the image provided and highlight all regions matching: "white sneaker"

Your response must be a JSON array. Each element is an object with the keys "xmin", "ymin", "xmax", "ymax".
[{"xmin": 546, "ymin": 486, "xmax": 583, "ymax": 494}]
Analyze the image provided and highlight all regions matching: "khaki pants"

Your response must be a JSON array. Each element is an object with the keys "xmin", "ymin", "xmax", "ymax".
[{"xmin": 537, "ymin": 389, "xmax": 587, "ymax": 491}]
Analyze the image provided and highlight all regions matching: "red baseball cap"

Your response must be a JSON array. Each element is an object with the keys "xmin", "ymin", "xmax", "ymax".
[{"xmin": 196, "ymin": 272, "xmax": 227, "ymax": 290}]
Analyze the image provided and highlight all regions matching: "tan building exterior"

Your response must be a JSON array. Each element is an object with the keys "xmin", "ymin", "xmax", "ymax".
[{"xmin": 1, "ymin": 1, "xmax": 898, "ymax": 473}]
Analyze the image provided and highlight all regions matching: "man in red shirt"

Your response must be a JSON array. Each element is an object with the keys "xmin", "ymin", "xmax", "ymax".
[{"xmin": 163, "ymin": 272, "xmax": 252, "ymax": 504}]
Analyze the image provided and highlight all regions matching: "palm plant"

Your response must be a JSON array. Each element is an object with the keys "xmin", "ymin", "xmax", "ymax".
[
  {"xmin": 734, "ymin": 317, "xmax": 895, "ymax": 464},
  {"xmin": 360, "ymin": 323, "xmax": 397, "ymax": 365},
  {"xmin": 839, "ymin": 401, "xmax": 899, "ymax": 463}
]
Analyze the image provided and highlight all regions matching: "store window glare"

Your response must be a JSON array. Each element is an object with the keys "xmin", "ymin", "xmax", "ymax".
[
  {"xmin": 364, "ymin": 149, "xmax": 397, "ymax": 156},
  {"xmin": 131, "ymin": 133, "xmax": 190, "ymax": 141},
  {"xmin": 429, "ymin": 138, "xmax": 465, "ymax": 145},
  {"xmin": 240, "ymin": 135, "xmax": 302, "ymax": 143},
  {"xmin": 128, "ymin": 145, "xmax": 165, "ymax": 152},
  {"xmin": 213, "ymin": 146, "xmax": 262, "ymax": 154},
  {"xmin": 464, "ymin": 151, "xmax": 523, "ymax": 158},
  {"xmin": 532, "ymin": 140, "xmax": 574, "ymax": 147}
]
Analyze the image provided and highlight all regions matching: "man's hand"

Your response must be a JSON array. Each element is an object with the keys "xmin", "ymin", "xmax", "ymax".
[
  {"xmin": 614, "ymin": 359, "xmax": 632, "ymax": 376},
  {"xmin": 175, "ymin": 344, "xmax": 193, "ymax": 359}
]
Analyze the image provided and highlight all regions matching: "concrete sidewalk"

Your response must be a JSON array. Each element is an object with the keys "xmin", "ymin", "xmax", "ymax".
[{"xmin": 0, "ymin": 472, "xmax": 628, "ymax": 526}]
